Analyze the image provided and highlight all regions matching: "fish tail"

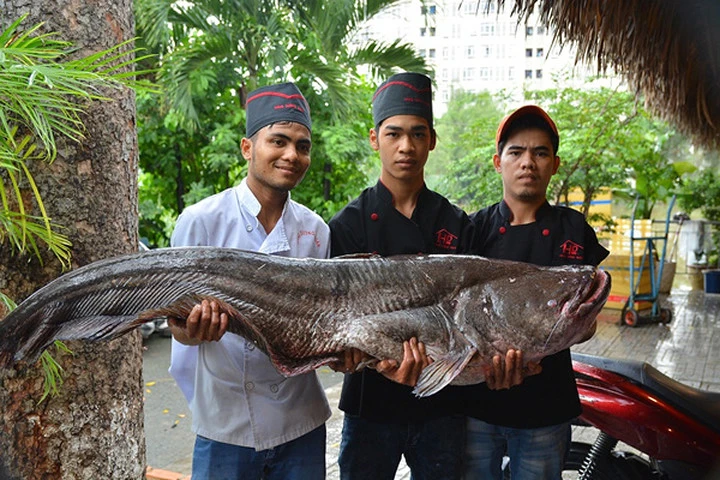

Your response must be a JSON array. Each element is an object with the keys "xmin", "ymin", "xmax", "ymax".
[
  {"xmin": 0, "ymin": 308, "xmax": 49, "ymax": 368},
  {"xmin": 0, "ymin": 350, "xmax": 12, "ymax": 369}
]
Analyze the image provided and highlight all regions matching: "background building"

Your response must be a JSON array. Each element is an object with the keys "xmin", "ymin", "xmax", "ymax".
[{"xmin": 351, "ymin": 0, "xmax": 599, "ymax": 115}]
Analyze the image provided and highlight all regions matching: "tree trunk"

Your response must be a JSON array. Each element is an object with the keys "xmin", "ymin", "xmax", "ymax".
[{"xmin": 0, "ymin": 1, "xmax": 144, "ymax": 479}]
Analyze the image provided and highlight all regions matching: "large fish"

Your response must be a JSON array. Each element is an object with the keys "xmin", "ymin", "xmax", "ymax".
[{"xmin": 0, "ymin": 247, "xmax": 610, "ymax": 396}]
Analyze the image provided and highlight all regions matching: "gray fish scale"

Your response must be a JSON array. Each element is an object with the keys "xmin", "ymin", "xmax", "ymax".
[{"xmin": 0, "ymin": 247, "xmax": 610, "ymax": 396}]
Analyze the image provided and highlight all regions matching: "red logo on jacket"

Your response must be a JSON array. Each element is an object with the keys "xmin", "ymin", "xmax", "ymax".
[
  {"xmin": 559, "ymin": 240, "xmax": 584, "ymax": 260},
  {"xmin": 435, "ymin": 229, "xmax": 458, "ymax": 250}
]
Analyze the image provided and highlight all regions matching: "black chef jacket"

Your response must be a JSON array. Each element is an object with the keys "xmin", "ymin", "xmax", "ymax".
[
  {"xmin": 463, "ymin": 200, "xmax": 609, "ymax": 428},
  {"xmin": 329, "ymin": 180, "xmax": 473, "ymax": 423}
]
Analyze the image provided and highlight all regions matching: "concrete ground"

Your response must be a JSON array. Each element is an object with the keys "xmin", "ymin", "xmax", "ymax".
[{"xmin": 142, "ymin": 283, "xmax": 720, "ymax": 479}]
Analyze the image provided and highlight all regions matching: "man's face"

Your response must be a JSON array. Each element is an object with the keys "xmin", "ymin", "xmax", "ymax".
[
  {"xmin": 370, "ymin": 115, "xmax": 436, "ymax": 184},
  {"xmin": 494, "ymin": 127, "xmax": 559, "ymax": 203},
  {"xmin": 242, "ymin": 122, "xmax": 311, "ymax": 193}
]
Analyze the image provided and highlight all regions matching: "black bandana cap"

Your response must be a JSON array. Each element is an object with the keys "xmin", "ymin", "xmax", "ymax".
[
  {"xmin": 372, "ymin": 72, "xmax": 433, "ymax": 130},
  {"xmin": 245, "ymin": 82, "xmax": 312, "ymax": 138}
]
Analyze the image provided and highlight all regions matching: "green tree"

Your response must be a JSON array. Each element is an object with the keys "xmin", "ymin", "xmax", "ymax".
[
  {"xmin": 0, "ymin": 3, "xmax": 143, "ymax": 477},
  {"xmin": 527, "ymin": 81, "xmax": 694, "ymax": 220},
  {"xmin": 527, "ymin": 83, "xmax": 640, "ymax": 215},
  {"xmin": 434, "ymin": 90, "xmax": 505, "ymax": 211},
  {"xmin": 0, "ymin": 16, "xmax": 131, "ymax": 266},
  {"xmin": 616, "ymin": 116, "xmax": 696, "ymax": 219},
  {"xmin": 678, "ymin": 169, "xmax": 720, "ymax": 267},
  {"xmin": 434, "ymin": 80, "xmax": 695, "ymax": 221},
  {"xmin": 290, "ymin": 79, "xmax": 377, "ymax": 218}
]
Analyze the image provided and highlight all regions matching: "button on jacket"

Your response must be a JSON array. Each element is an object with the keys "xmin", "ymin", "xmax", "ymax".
[
  {"xmin": 329, "ymin": 181, "xmax": 473, "ymax": 423},
  {"xmin": 169, "ymin": 179, "xmax": 331, "ymax": 450},
  {"xmin": 464, "ymin": 200, "xmax": 609, "ymax": 428}
]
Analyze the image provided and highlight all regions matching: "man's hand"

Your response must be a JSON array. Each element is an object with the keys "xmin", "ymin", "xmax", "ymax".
[
  {"xmin": 168, "ymin": 299, "xmax": 229, "ymax": 345},
  {"xmin": 484, "ymin": 349, "xmax": 542, "ymax": 390},
  {"xmin": 328, "ymin": 348, "xmax": 370, "ymax": 374},
  {"xmin": 376, "ymin": 337, "xmax": 431, "ymax": 387}
]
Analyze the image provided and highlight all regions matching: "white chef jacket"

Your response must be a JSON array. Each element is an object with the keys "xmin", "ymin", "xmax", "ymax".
[{"xmin": 169, "ymin": 178, "xmax": 331, "ymax": 450}]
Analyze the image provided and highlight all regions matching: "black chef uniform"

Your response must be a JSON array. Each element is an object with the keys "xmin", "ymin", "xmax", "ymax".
[
  {"xmin": 464, "ymin": 200, "xmax": 609, "ymax": 428},
  {"xmin": 329, "ymin": 180, "xmax": 473, "ymax": 423}
]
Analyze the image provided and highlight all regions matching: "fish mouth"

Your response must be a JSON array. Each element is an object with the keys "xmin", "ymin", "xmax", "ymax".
[{"xmin": 564, "ymin": 269, "xmax": 611, "ymax": 319}]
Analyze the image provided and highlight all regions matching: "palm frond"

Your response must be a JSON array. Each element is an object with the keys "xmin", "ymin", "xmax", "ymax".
[
  {"xmin": 1, "ymin": 14, "xmax": 145, "ymax": 267},
  {"xmin": 350, "ymin": 40, "xmax": 431, "ymax": 80}
]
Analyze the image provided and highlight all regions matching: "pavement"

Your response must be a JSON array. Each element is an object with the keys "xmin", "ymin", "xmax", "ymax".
[{"xmin": 142, "ymin": 277, "xmax": 720, "ymax": 479}]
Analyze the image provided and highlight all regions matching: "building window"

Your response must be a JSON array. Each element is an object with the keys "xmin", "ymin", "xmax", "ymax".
[
  {"xmin": 525, "ymin": 69, "xmax": 533, "ymax": 79},
  {"xmin": 526, "ymin": 26, "xmax": 534, "ymax": 36},
  {"xmin": 479, "ymin": 67, "xmax": 489, "ymax": 80},
  {"xmin": 420, "ymin": 27, "xmax": 427, "ymax": 37},
  {"xmin": 525, "ymin": 48, "xmax": 533, "ymax": 57},
  {"xmin": 536, "ymin": 69, "xmax": 543, "ymax": 79},
  {"xmin": 419, "ymin": 49, "xmax": 426, "ymax": 58},
  {"xmin": 429, "ymin": 27, "xmax": 436, "ymax": 36},
  {"xmin": 537, "ymin": 48, "xmax": 544, "ymax": 57},
  {"xmin": 429, "ymin": 5, "xmax": 437, "ymax": 14},
  {"xmin": 466, "ymin": 45, "xmax": 475, "ymax": 58},
  {"xmin": 463, "ymin": 68, "xmax": 475, "ymax": 80},
  {"xmin": 429, "ymin": 48, "xmax": 436, "ymax": 58},
  {"xmin": 480, "ymin": 24, "xmax": 495, "ymax": 36},
  {"xmin": 442, "ymin": 47, "xmax": 449, "ymax": 59},
  {"xmin": 537, "ymin": 26, "xmax": 546, "ymax": 35}
]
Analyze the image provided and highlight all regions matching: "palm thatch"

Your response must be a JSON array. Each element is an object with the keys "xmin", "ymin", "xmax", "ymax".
[{"xmin": 495, "ymin": 0, "xmax": 720, "ymax": 149}]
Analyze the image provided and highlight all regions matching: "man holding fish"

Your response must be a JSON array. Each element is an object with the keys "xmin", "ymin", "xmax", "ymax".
[
  {"xmin": 167, "ymin": 82, "xmax": 331, "ymax": 480},
  {"xmin": 463, "ymin": 105, "xmax": 610, "ymax": 479},
  {"xmin": 329, "ymin": 73, "xmax": 542, "ymax": 480}
]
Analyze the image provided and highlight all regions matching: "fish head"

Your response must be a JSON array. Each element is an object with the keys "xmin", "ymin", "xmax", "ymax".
[{"xmin": 459, "ymin": 262, "xmax": 611, "ymax": 360}]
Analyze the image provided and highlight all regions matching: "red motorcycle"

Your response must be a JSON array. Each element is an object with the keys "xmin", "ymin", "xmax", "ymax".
[{"xmin": 568, "ymin": 352, "xmax": 720, "ymax": 479}]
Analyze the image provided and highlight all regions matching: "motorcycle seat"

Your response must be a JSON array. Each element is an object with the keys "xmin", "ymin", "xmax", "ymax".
[{"xmin": 572, "ymin": 352, "xmax": 720, "ymax": 433}]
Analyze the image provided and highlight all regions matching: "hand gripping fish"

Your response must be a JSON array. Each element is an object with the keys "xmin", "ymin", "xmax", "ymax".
[{"xmin": 0, "ymin": 247, "xmax": 610, "ymax": 397}]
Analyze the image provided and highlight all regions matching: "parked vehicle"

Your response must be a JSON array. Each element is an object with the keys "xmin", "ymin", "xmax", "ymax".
[
  {"xmin": 139, "ymin": 318, "xmax": 172, "ymax": 340},
  {"xmin": 567, "ymin": 352, "xmax": 720, "ymax": 479}
]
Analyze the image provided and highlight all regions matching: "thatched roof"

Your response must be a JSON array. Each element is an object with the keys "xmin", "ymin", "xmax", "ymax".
[{"xmin": 496, "ymin": 0, "xmax": 720, "ymax": 149}]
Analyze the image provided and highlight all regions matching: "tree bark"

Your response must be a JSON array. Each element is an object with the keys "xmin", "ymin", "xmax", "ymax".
[{"xmin": 0, "ymin": 1, "xmax": 144, "ymax": 478}]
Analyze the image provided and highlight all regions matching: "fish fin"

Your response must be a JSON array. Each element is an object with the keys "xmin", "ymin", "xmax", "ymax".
[
  {"xmin": 357, "ymin": 357, "xmax": 378, "ymax": 370},
  {"xmin": 333, "ymin": 252, "xmax": 383, "ymax": 260},
  {"xmin": 272, "ymin": 355, "xmax": 344, "ymax": 376},
  {"xmin": 136, "ymin": 293, "xmax": 240, "ymax": 324},
  {"xmin": 413, "ymin": 346, "xmax": 477, "ymax": 398}
]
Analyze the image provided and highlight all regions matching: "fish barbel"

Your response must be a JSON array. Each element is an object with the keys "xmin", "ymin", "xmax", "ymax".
[{"xmin": 0, "ymin": 247, "xmax": 610, "ymax": 396}]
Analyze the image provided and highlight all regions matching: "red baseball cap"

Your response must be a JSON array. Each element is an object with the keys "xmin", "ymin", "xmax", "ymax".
[{"xmin": 495, "ymin": 105, "xmax": 559, "ymax": 154}]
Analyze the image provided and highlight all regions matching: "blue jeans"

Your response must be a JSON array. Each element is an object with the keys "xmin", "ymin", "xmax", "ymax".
[
  {"xmin": 191, "ymin": 425, "xmax": 326, "ymax": 480},
  {"xmin": 464, "ymin": 418, "xmax": 571, "ymax": 480},
  {"xmin": 338, "ymin": 414, "xmax": 465, "ymax": 480}
]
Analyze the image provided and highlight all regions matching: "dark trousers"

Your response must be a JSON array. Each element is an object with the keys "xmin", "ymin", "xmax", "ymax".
[{"xmin": 339, "ymin": 414, "xmax": 465, "ymax": 480}]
